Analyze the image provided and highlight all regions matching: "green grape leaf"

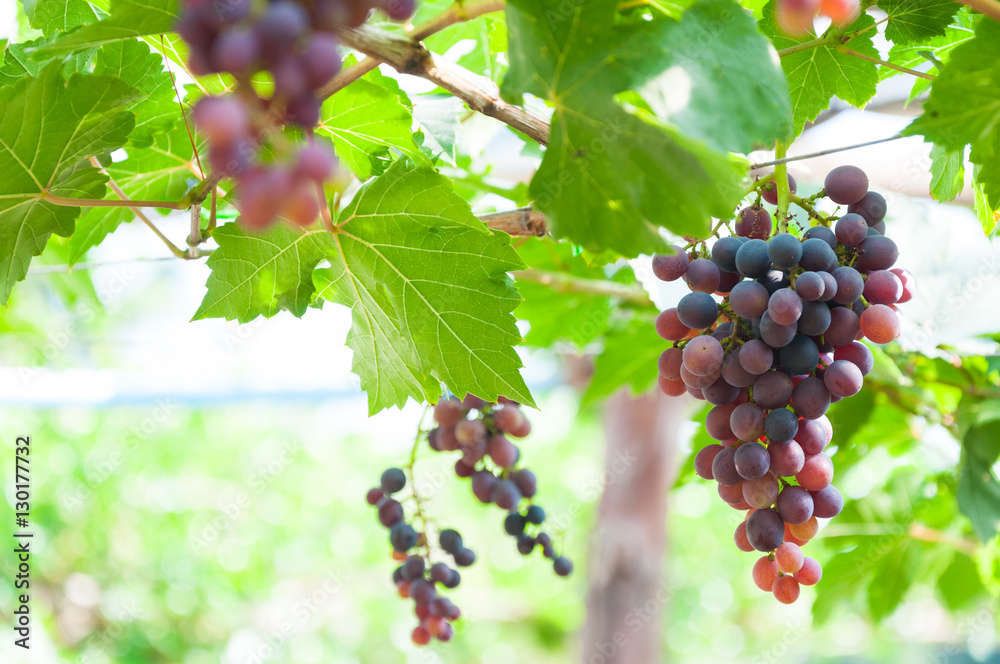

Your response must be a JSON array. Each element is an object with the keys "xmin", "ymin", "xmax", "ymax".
[
  {"xmin": 957, "ymin": 419, "xmax": 1000, "ymax": 541},
  {"xmin": 317, "ymin": 63, "xmax": 430, "ymax": 180},
  {"xmin": 929, "ymin": 144, "xmax": 965, "ymax": 202},
  {"xmin": 760, "ymin": 5, "xmax": 880, "ymax": 135},
  {"xmin": 195, "ymin": 162, "xmax": 534, "ymax": 413},
  {"xmin": 0, "ymin": 64, "xmax": 137, "ymax": 304},
  {"xmin": 877, "ymin": 0, "xmax": 960, "ymax": 45},
  {"xmin": 314, "ymin": 162, "xmax": 533, "ymax": 413},
  {"xmin": 29, "ymin": 0, "xmax": 180, "ymax": 58},
  {"xmin": 937, "ymin": 552, "xmax": 982, "ymax": 610},
  {"xmin": 583, "ymin": 318, "xmax": 662, "ymax": 405},
  {"xmin": 424, "ymin": 12, "xmax": 507, "ymax": 81},
  {"xmin": 193, "ymin": 223, "xmax": 331, "ymax": 321},
  {"xmin": 23, "ymin": 0, "xmax": 99, "ymax": 38},
  {"xmin": 906, "ymin": 21, "xmax": 1000, "ymax": 209},
  {"xmin": 974, "ymin": 180, "xmax": 999, "ymax": 235},
  {"xmin": 631, "ymin": 0, "xmax": 793, "ymax": 153},
  {"xmin": 93, "ymin": 39, "xmax": 177, "ymax": 148},
  {"xmin": 867, "ymin": 539, "xmax": 920, "ymax": 620},
  {"xmin": 0, "ymin": 36, "xmax": 96, "ymax": 86},
  {"xmin": 69, "ymin": 125, "xmax": 199, "ymax": 265},
  {"xmin": 502, "ymin": 0, "xmax": 789, "ymax": 256}
]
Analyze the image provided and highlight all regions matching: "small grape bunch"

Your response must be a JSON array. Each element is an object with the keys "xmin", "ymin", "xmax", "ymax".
[
  {"xmin": 654, "ymin": 164, "xmax": 913, "ymax": 603},
  {"xmin": 428, "ymin": 396, "xmax": 574, "ymax": 577},
  {"xmin": 178, "ymin": 0, "xmax": 418, "ymax": 230},
  {"xmin": 365, "ymin": 468, "xmax": 471, "ymax": 645}
]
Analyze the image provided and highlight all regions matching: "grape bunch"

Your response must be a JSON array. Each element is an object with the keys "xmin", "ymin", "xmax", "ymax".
[
  {"xmin": 177, "ymin": 0, "xmax": 416, "ymax": 229},
  {"xmin": 654, "ymin": 165, "xmax": 915, "ymax": 604},
  {"xmin": 429, "ymin": 396, "xmax": 574, "ymax": 577},
  {"xmin": 776, "ymin": 0, "xmax": 859, "ymax": 35},
  {"xmin": 365, "ymin": 468, "xmax": 470, "ymax": 645},
  {"xmin": 365, "ymin": 396, "xmax": 571, "ymax": 646}
]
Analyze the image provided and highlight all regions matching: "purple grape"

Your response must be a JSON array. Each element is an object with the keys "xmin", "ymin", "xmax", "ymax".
[
  {"xmin": 753, "ymin": 371, "xmax": 793, "ymax": 410},
  {"xmin": 835, "ymin": 213, "xmax": 868, "ymax": 247},
  {"xmin": 768, "ymin": 440, "xmax": 805, "ymax": 476},
  {"xmin": 824, "ymin": 360, "xmax": 863, "ymax": 397},
  {"xmin": 652, "ymin": 246, "xmax": 689, "ymax": 282},
  {"xmin": 735, "ymin": 442, "xmax": 770, "ymax": 480},
  {"xmin": 792, "ymin": 377, "xmax": 831, "ymax": 420},
  {"xmin": 759, "ymin": 311, "xmax": 797, "ymax": 348},
  {"xmin": 683, "ymin": 335, "xmax": 725, "ymax": 377},
  {"xmin": 776, "ymin": 486, "xmax": 814, "ymax": 525},
  {"xmin": 746, "ymin": 508, "xmax": 785, "ymax": 552},
  {"xmin": 712, "ymin": 446, "xmax": 742, "ymax": 486},
  {"xmin": 825, "ymin": 165, "xmax": 869, "ymax": 205},
  {"xmin": 739, "ymin": 339, "xmax": 774, "ymax": 375},
  {"xmin": 795, "ymin": 271, "xmax": 826, "ymax": 301},
  {"xmin": 730, "ymin": 403, "xmax": 766, "ymax": 441},
  {"xmin": 729, "ymin": 280, "xmax": 769, "ymax": 319},
  {"xmin": 811, "ymin": 485, "xmax": 844, "ymax": 518}
]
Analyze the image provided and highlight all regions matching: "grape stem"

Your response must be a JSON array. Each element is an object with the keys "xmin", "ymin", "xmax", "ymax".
[
  {"xmin": 776, "ymin": 17, "xmax": 888, "ymax": 59},
  {"xmin": 406, "ymin": 405, "xmax": 434, "ymax": 562},
  {"xmin": 510, "ymin": 269, "xmax": 655, "ymax": 307},
  {"xmin": 750, "ymin": 135, "xmax": 910, "ymax": 169},
  {"xmin": 85, "ymin": 157, "xmax": 191, "ymax": 259},
  {"xmin": 789, "ymin": 194, "xmax": 829, "ymax": 226},
  {"xmin": 835, "ymin": 45, "xmax": 936, "ymax": 80},
  {"xmin": 774, "ymin": 140, "xmax": 791, "ymax": 232}
]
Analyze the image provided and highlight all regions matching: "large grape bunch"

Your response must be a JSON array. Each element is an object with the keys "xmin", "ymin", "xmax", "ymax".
[
  {"xmin": 366, "ymin": 395, "xmax": 572, "ymax": 646},
  {"xmin": 177, "ymin": 0, "xmax": 416, "ymax": 229},
  {"xmin": 654, "ymin": 165, "xmax": 915, "ymax": 604}
]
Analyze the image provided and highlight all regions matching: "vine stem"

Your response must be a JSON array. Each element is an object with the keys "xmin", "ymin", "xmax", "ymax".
[
  {"xmin": 510, "ymin": 269, "xmax": 654, "ymax": 306},
  {"xmin": 776, "ymin": 16, "xmax": 888, "ymax": 58},
  {"xmin": 86, "ymin": 157, "xmax": 189, "ymax": 259},
  {"xmin": 954, "ymin": 0, "xmax": 1000, "ymax": 23},
  {"xmin": 751, "ymin": 135, "xmax": 909, "ymax": 169},
  {"xmin": 774, "ymin": 140, "xmax": 791, "ymax": 232},
  {"xmin": 479, "ymin": 208, "xmax": 548, "ymax": 236},
  {"xmin": 405, "ymin": 406, "xmax": 434, "ymax": 561},
  {"xmin": 334, "ymin": 24, "xmax": 551, "ymax": 145},
  {"xmin": 42, "ymin": 193, "xmax": 190, "ymax": 210},
  {"xmin": 320, "ymin": 0, "xmax": 505, "ymax": 99},
  {"xmin": 835, "ymin": 45, "xmax": 936, "ymax": 79}
]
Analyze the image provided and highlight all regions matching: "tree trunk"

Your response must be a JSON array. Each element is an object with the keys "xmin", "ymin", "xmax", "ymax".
[{"xmin": 580, "ymin": 389, "xmax": 692, "ymax": 664}]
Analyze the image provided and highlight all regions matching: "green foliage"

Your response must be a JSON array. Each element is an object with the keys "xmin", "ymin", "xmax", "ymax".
[
  {"xmin": 877, "ymin": 0, "xmax": 960, "ymax": 45},
  {"xmin": 196, "ymin": 162, "xmax": 533, "ymax": 413},
  {"xmin": 30, "ymin": 0, "xmax": 179, "ymax": 57},
  {"xmin": 907, "ymin": 20, "xmax": 1000, "ymax": 210},
  {"xmin": 761, "ymin": 5, "xmax": 879, "ymax": 135},
  {"xmin": 22, "ymin": 0, "xmax": 99, "ymax": 38},
  {"xmin": 317, "ymin": 61, "xmax": 430, "ymax": 179},
  {"xmin": 502, "ymin": 0, "xmax": 790, "ymax": 256},
  {"xmin": 0, "ymin": 63, "xmax": 136, "ymax": 303}
]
